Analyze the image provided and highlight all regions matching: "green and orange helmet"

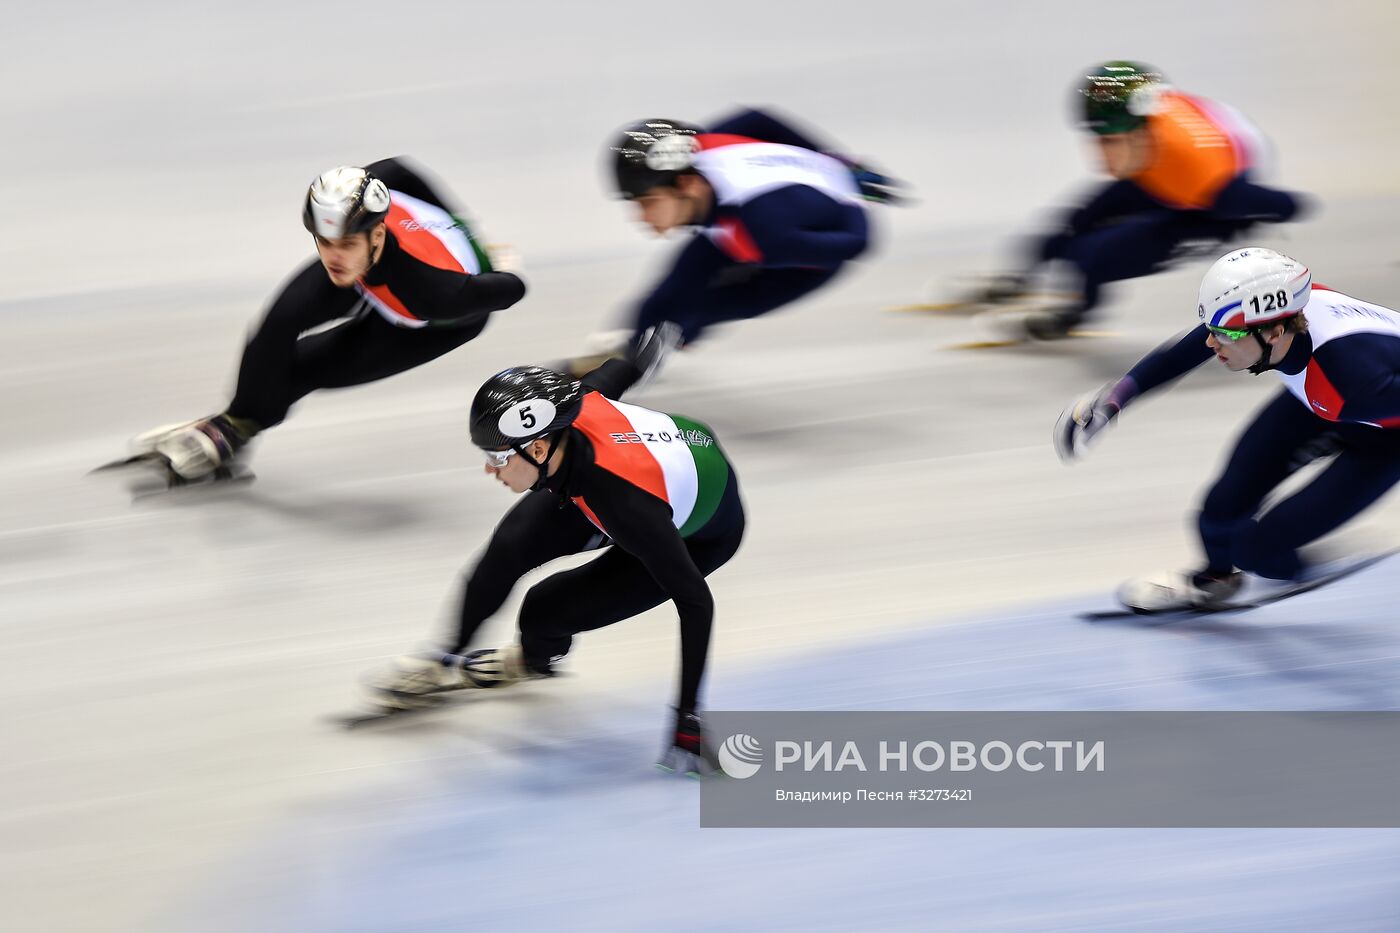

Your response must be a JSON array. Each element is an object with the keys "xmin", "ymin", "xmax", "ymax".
[{"xmin": 1078, "ymin": 61, "xmax": 1166, "ymax": 135}]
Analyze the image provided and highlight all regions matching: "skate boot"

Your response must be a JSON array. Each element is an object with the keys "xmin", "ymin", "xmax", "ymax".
[
  {"xmin": 1021, "ymin": 308, "xmax": 1080, "ymax": 341},
  {"xmin": 973, "ymin": 298, "xmax": 1081, "ymax": 343},
  {"xmin": 973, "ymin": 272, "xmax": 1030, "ymax": 305},
  {"xmin": 366, "ymin": 653, "xmax": 473, "ymax": 710},
  {"xmin": 366, "ymin": 645, "xmax": 550, "ymax": 710},
  {"xmin": 1117, "ymin": 569, "xmax": 1245, "ymax": 614},
  {"xmin": 459, "ymin": 644, "xmax": 553, "ymax": 688},
  {"xmin": 132, "ymin": 413, "xmax": 256, "ymax": 480}
]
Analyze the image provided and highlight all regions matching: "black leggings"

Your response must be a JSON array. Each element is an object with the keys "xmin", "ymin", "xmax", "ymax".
[
  {"xmin": 227, "ymin": 261, "xmax": 487, "ymax": 428},
  {"xmin": 1198, "ymin": 390, "xmax": 1400, "ymax": 579},
  {"xmin": 449, "ymin": 482, "xmax": 745, "ymax": 664}
]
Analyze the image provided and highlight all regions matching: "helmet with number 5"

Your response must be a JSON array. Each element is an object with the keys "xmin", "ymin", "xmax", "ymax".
[
  {"xmin": 470, "ymin": 366, "xmax": 584, "ymax": 451},
  {"xmin": 1197, "ymin": 247, "xmax": 1312, "ymax": 330}
]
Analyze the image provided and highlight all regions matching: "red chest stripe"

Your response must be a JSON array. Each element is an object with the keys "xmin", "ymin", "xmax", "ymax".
[
  {"xmin": 1303, "ymin": 360, "xmax": 1344, "ymax": 420},
  {"xmin": 713, "ymin": 217, "xmax": 763, "ymax": 263}
]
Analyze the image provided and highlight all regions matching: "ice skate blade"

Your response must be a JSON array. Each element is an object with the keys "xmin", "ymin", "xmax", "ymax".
[
  {"xmin": 332, "ymin": 693, "xmax": 450, "ymax": 728},
  {"xmin": 943, "ymin": 330, "xmax": 1119, "ymax": 351},
  {"xmin": 90, "ymin": 452, "xmax": 254, "ymax": 500},
  {"xmin": 888, "ymin": 292, "xmax": 1079, "ymax": 317},
  {"xmin": 1082, "ymin": 550, "xmax": 1400, "ymax": 622},
  {"xmin": 89, "ymin": 453, "xmax": 166, "ymax": 475}
]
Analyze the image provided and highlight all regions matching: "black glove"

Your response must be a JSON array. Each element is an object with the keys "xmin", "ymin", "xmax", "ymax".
[
  {"xmin": 826, "ymin": 153, "xmax": 910, "ymax": 205},
  {"xmin": 656, "ymin": 708, "xmax": 721, "ymax": 778}
]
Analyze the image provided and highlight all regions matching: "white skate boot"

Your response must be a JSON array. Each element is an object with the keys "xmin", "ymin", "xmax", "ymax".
[
  {"xmin": 365, "ymin": 645, "xmax": 548, "ymax": 711},
  {"xmin": 459, "ymin": 644, "xmax": 551, "ymax": 688},
  {"xmin": 1117, "ymin": 570, "xmax": 1245, "ymax": 614},
  {"xmin": 366, "ymin": 654, "xmax": 472, "ymax": 710},
  {"xmin": 130, "ymin": 414, "xmax": 254, "ymax": 480}
]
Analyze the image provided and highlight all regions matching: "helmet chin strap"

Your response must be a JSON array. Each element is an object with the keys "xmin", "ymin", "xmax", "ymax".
[
  {"xmin": 1247, "ymin": 330, "xmax": 1276, "ymax": 375},
  {"xmin": 367, "ymin": 229, "xmax": 386, "ymax": 270},
  {"xmin": 515, "ymin": 434, "xmax": 564, "ymax": 492}
]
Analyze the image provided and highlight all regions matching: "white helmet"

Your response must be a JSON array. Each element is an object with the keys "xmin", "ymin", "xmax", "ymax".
[
  {"xmin": 1197, "ymin": 247, "xmax": 1311, "ymax": 331},
  {"xmin": 302, "ymin": 166, "xmax": 391, "ymax": 239}
]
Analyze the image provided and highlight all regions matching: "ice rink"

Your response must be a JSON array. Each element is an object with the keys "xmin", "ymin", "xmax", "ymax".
[{"xmin": 6, "ymin": 2, "xmax": 1400, "ymax": 930}]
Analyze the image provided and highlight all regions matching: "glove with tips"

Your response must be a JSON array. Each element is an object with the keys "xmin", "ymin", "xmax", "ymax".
[
  {"xmin": 1054, "ymin": 383, "xmax": 1123, "ymax": 463},
  {"xmin": 656, "ymin": 708, "xmax": 721, "ymax": 779}
]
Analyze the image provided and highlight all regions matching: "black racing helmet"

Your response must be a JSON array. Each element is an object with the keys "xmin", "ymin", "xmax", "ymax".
[
  {"xmin": 470, "ymin": 366, "xmax": 585, "ymax": 451},
  {"xmin": 608, "ymin": 119, "xmax": 705, "ymax": 199}
]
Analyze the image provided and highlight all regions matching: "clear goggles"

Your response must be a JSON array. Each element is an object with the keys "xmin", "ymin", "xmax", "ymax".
[{"xmin": 482, "ymin": 448, "xmax": 519, "ymax": 469}]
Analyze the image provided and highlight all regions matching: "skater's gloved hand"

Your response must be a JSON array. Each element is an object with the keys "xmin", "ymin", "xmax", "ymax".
[
  {"xmin": 1054, "ymin": 383, "xmax": 1122, "ymax": 463},
  {"xmin": 656, "ymin": 708, "xmax": 721, "ymax": 778},
  {"xmin": 826, "ymin": 153, "xmax": 910, "ymax": 205},
  {"xmin": 483, "ymin": 243, "xmax": 524, "ymax": 277},
  {"xmin": 630, "ymin": 321, "xmax": 683, "ymax": 387}
]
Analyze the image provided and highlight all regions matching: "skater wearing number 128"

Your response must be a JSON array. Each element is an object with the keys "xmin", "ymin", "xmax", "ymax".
[{"xmin": 1057, "ymin": 247, "xmax": 1400, "ymax": 612}]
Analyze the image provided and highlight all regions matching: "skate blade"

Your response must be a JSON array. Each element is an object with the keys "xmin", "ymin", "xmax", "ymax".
[
  {"xmin": 1083, "ymin": 550, "xmax": 1400, "ymax": 622},
  {"xmin": 89, "ymin": 453, "xmax": 166, "ymax": 475},
  {"xmin": 886, "ymin": 301, "xmax": 989, "ymax": 315},
  {"xmin": 129, "ymin": 469, "xmax": 256, "ymax": 501},
  {"xmin": 889, "ymin": 291, "xmax": 1080, "ymax": 316},
  {"xmin": 331, "ymin": 691, "xmax": 457, "ymax": 729},
  {"xmin": 944, "ymin": 330, "xmax": 1120, "ymax": 351},
  {"xmin": 92, "ymin": 456, "xmax": 256, "ymax": 501}
]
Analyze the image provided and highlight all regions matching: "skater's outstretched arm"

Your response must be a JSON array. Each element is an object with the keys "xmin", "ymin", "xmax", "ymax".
[
  {"xmin": 361, "ymin": 156, "xmax": 527, "ymax": 325},
  {"xmin": 1120, "ymin": 324, "xmax": 1216, "ymax": 403},
  {"xmin": 364, "ymin": 235, "xmax": 526, "ymax": 326},
  {"xmin": 1056, "ymin": 325, "xmax": 1213, "ymax": 463},
  {"xmin": 1207, "ymin": 175, "xmax": 1305, "ymax": 224},
  {"xmin": 579, "ymin": 359, "xmax": 642, "ymax": 399}
]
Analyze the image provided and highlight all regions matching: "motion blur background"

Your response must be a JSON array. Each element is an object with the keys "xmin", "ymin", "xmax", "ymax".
[{"xmin": 5, "ymin": 1, "xmax": 1400, "ymax": 930}]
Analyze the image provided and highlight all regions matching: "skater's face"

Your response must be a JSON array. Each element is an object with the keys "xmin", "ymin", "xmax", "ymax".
[
  {"xmin": 484, "ymin": 439, "xmax": 550, "ymax": 493},
  {"xmin": 631, "ymin": 175, "xmax": 711, "ymax": 235},
  {"xmin": 1206, "ymin": 324, "xmax": 1291, "ymax": 372},
  {"xmin": 1095, "ymin": 130, "xmax": 1151, "ymax": 179},
  {"xmin": 315, "ymin": 225, "xmax": 387, "ymax": 287}
]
